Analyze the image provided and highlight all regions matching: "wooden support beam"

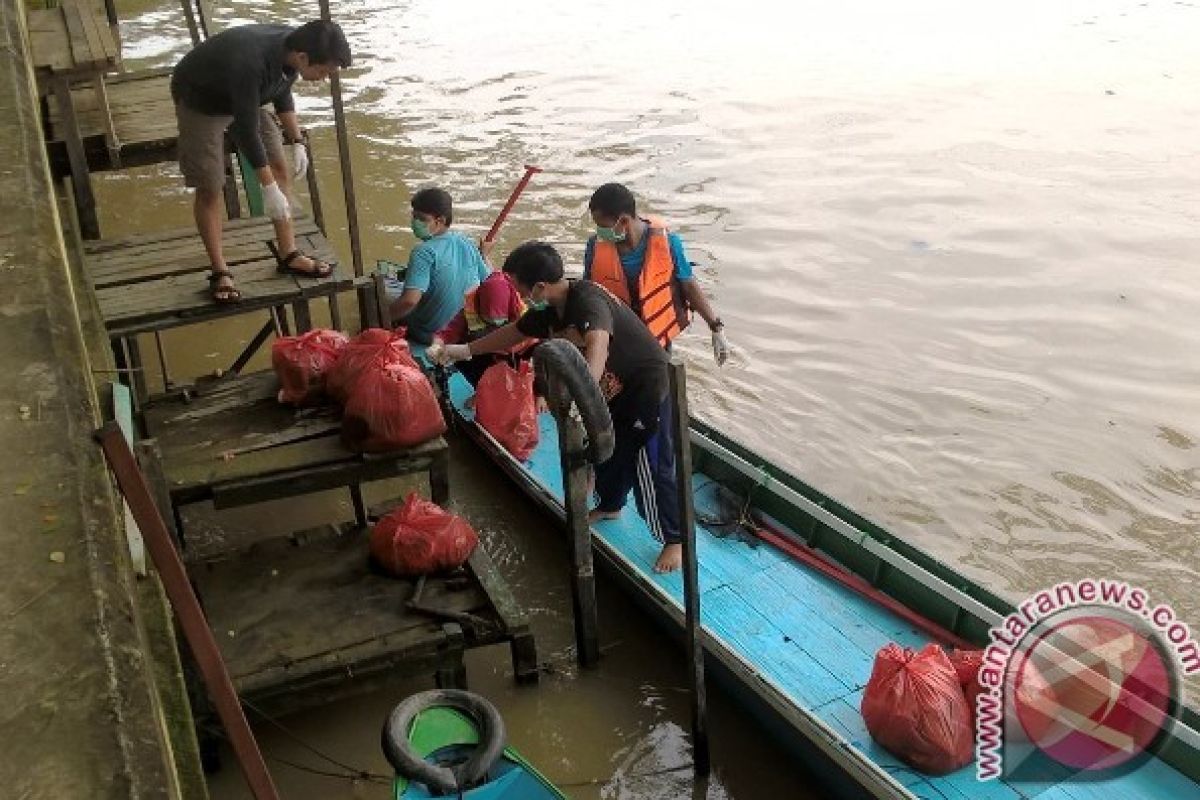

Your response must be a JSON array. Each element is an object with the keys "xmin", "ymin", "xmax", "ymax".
[
  {"xmin": 178, "ymin": 0, "xmax": 200, "ymax": 45},
  {"xmin": 54, "ymin": 75, "xmax": 99, "ymax": 239},
  {"xmin": 302, "ymin": 130, "xmax": 325, "ymax": 233},
  {"xmin": 668, "ymin": 358, "xmax": 710, "ymax": 776},
  {"xmin": 318, "ymin": 0, "xmax": 363, "ymax": 278},
  {"xmin": 227, "ymin": 319, "xmax": 275, "ymax": 377}
]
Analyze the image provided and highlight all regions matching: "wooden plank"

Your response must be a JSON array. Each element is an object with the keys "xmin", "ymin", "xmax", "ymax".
[
  {"xmin": 163, "ymin": 436, "xmax": 353, "ymax": 497},
  {"xmin": 765, "ymin": 560, "xmax": 929, "ymax": 652},
  {"xmin": 86, "ymin": 219, "xmax": 319, "ymax": 266},
  {"xmin": 87, "ymin": 227, "xmax": 321, "ymax": 277},
  {"xmin": 61, "ymin": 2, "xmax": 91, "ymax": 67},
  {"xmin": 88, "ymin": 235, "xmax": 316, "ymax": 288},
  {"xmin": 192, "ymin": 529, "xmax": 489, "ymax": 682},
  {"xmin": 54, "ymin": 75, "xmax": 99, "ymax": 239},
  {"xmin": 736, "ymin": 570, "xmax": 875, "ymax": 691},
  {"xmin": 817, "ymin": 698, "xmax": 932, "ymax": 791},
  {"xmin": 211, "ymin": 455, "xmax": 439, "ymax": 510},
  {"xmin": 700, "ymin": 584, "xmax": 850, "ymax": 709},
  {"xmin": 85, "ymin": 213, "xmax": 316, "ymax": 255},
  {"xmin": 465, "ymin": 546, "xmax": 528, "ymax": 636},
  {"xmin": 73, "ymin": 0, "xmax": 110, "ymax": 66},
  {"xmin": 28, "ymin": 9, "xmax": 72, "ymax": 73},
  {"xmin": 95, "ymin": 260, "xmax": 306, "ymax": 330}
]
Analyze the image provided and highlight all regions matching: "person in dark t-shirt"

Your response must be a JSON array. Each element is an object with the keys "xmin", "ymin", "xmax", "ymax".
[
  {"xmin": 432, "ymin": 241, "xmax": 684, "ymax": 573},
  {"xmin": 171, "ymin": 21, "xmax": 351, "ymax": 304}
]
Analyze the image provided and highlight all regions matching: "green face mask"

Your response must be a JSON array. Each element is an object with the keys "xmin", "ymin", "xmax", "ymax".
[
  {"xmin": 595, "ymin": 222, "xmax": 626, "ymax": 243},
  {"xmin": 526, "ymin": 287, "xmax": 549, "ymax": 311},
  {"xmin": 411, "ymin": 217, "xmax": 433, "ymax": 241}
]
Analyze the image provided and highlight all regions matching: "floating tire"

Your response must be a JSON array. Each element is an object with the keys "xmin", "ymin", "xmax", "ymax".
[
  {"xmin": 381, "ymin": 689, "xmax": 507, "ymax": 794},
  {"xmin": 532, "ymin": 339, "xmax": 615, "ymax": 464}
]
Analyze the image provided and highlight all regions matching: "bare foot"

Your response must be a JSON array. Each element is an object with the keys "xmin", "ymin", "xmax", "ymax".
[
  {"xmin": 535, "ymin": 396, "xmax": 549, "ymax": 414},
  {"xmin": 588, "ymin": 508, "xmax": 620, "ymax": 524},
  {"xmin": 653, "ymin": 543, "xmax": 683, "ymax": 574}
]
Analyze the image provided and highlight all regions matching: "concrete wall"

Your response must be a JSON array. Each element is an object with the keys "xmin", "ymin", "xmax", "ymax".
[{"xmin": 0, "ymin": 0, "xmax": 204, "ymax": 796}]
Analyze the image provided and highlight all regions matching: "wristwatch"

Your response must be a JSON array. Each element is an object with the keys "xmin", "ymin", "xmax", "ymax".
[{"xmin": 708, "ymin": 317, "xmax": 724, "ymax": 332}]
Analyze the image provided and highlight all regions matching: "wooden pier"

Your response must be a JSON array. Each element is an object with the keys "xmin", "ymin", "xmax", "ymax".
[
  {"xmin": 140, "ymin": 371, "xmax": 449, "ymax": 536},
  {"xmin": 26, "ymin": 0, "xmax": 543, "ymax": 783},
  {"xmin": 43, "ymin": 66, "xmax": 177, "ymax": 175}
]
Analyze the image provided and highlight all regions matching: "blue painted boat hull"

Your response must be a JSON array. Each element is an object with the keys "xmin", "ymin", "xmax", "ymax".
[{"xmin": 444, "ymin": 370, "xmax": 1200, "ymax": 800}]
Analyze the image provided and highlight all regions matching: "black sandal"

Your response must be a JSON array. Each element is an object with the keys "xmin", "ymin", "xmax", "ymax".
[
  {"xmin": 275, "ymin": 247, "xmax": 334, "ymax": 279},
  {"xmin": 208, "ymin": 270, "xmax": 241, "ymax": 304}
]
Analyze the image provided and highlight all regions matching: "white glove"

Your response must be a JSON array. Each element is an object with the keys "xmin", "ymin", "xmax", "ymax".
[
  {"xmin": 262, "ymin": 181, "xmax": 290, "ymax": 221},
  {"xmin": 290, "ymin": 142, "xmax": 309, "ymax": 179},
  {"xmin": 711, "ymin": 328, "xmax": 730, "ymax": 366},
  {"xmin": 430, "ymin": 342, "xmax": 472, "ymax": 366}
]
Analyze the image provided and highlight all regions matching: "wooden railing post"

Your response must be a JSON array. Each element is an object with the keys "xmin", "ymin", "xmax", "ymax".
[{"xmin": 668, "ymin": 357, "xmax": 710, "ymax": 776}]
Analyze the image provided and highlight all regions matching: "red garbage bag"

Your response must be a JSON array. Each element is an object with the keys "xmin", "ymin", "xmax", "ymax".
[
  {"xmin": 949, "ymin": 648, "xmax": 986, "ymax": 722},
  {"xmin": 341, "ymin": 360, "xmax": 446, "ymax": 452},
  {"xmin": 474, "ymin": 360, "xmax": 539, "ymax": 461},
  {"xmin": 326, "ymin": 328, "xmax": 419, "ymax": 402},
  {"xmin": 861, "ymin": 643, "xmax": 974, "ymax": 775},
  {"xmin": 369, "ymin": 493, "xmax": 478, "ymax": 576},
  {"xmin": 272, "ymin": 329, "xmax": 350, "ymax": 405}
]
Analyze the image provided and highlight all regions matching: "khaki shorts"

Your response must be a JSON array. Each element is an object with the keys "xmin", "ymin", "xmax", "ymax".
[{"xmin": 174, "ymin": 102, "xmax": 286, "ymax": 192}]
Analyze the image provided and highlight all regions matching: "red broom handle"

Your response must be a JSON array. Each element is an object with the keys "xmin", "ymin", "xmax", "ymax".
[
  {"xmin": 750, "ymin": 520, "xmax": 975, "ymax": 651},
  {"xmin": 484, "ymin": 165, "xmax": 542, "ymax": 243}
]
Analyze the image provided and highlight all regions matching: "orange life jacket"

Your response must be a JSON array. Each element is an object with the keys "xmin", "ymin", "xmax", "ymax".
[{"xmin": 590, "ymin": 215, "xmax": 690, "ymax": 347}]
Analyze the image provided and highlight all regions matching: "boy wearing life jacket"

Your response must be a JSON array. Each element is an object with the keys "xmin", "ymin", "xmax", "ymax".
[
  {"xmin": 387, "ymin": 187, "xmax": 491, "ymax": 344},
  {"xmin": 430, "ymin": 242, "xmax": 686, "ymax": 574},
  {"xmin": 584, "ymin": 183, "xmax": 730, "ymax": 364}
]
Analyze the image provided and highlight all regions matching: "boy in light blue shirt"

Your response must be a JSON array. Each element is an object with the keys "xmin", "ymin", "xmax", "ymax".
[{"xmin": 387, "ymin": 187, "xmax": 491, "ymax": 344}]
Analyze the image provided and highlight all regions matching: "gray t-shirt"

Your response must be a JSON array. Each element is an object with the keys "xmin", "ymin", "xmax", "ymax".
[{"xmin": 171, "ymin": 24, "xmax": 298, "ymax": 168}]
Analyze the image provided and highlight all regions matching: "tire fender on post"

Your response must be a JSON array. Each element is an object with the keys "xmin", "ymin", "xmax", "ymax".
[
  {"xmin": 381, "ymin": 689, "xmax": 507, "ymax": 794},
  {"xmin": 532, "ymin": 339, "xmax": 615, "ymax": 464}
]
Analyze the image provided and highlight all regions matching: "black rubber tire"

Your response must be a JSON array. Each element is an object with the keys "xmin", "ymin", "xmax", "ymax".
[
  {"xmin": 381, "ymin": 689, "xmax": 507, "ymax": 794},
  {"xmin": 532, "ymin": 339, "xmax": 615, "ymax": 464}
]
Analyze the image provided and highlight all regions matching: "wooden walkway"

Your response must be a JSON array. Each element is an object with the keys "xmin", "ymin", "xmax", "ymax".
[
  {"xmin": 138, "ymin": 370, "xmax": 538, "ymax": 736},
  {"xmin": 83, "ymin": 213, "xmax": 346, "ymax": 338},
  {"xmin": 189, "ymin": 523, "xmax": 535, "ymax": 714},
  {"xmin": 142, "ymin": 371, "xmax": 448, "ymax": 520},
  {"xmin": 43, "ymin": 67, "xmax": 176, "ymax": 175}
]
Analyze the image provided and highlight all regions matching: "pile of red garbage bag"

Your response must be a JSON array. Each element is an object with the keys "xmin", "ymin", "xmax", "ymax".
[
  {"xmin": 325, "ymin": 327, "xmax": 421, "ymax": 403},
  {"xmin": 860, "ymin": 643, "xmax": 980, "ymax": 775},
  {"xmin": 271, "ymin": 329, "xmax": 350, "ymax": 405},
  {"xmin": 341, "ymin": 358, "xmax": 446, "ymax": 451},
  {"xmin": 271, "ymin": 328, "xmax": 445, "ymax": 452},
  {"xmin": 370, "ymin": 493, "xmax": 478, "ymax": 576}
]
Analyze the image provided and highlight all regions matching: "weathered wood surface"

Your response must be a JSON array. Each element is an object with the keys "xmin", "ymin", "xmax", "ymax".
[
  {"xmin": 82, "ymin": 215, "xmax": 348, "ymax": 335},
  {"xmin": 192, "ymin": 527, "xmax": 491, "ymax": 691},
  {"xmin": 28, "ymin": 0, "xmax": 117, "ymax": 75},
  {"xmin": 143, "ymin": 371, "xmax": 447, "ymax": 503},
  {"xmin": 43, "ymin": 68, "xmax": 178, "ymax": 174}
]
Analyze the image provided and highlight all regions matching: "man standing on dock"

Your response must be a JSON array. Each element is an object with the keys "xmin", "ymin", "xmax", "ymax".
[
  {"xmin": 171, "ymin": 20, "xmax": 352, "ymax": 303},
  {"xmin": 431, "ymin": 242, "xmax": 686, "ymax": 573}
]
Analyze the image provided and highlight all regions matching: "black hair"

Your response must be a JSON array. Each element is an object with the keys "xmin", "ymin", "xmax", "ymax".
[
  {"xmin": 588, "ymin": 182, "xmax": 637, "ymax": 219},
  {"xmin": 411, "ymin": 187, "xmax": 453, "ymax": 225},
  {"xmin": 286, "ymin": 20, "xmax": 352, "ymax": 68},
  {"xmin": 503, "ymin": 241, "xmax": 564, "ymax": 286}
]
